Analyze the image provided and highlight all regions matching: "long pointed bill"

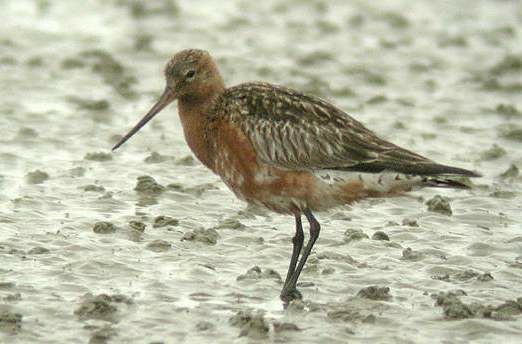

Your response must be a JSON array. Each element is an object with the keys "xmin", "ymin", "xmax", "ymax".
[{"xmin": 112, "ymin": 87, "xmax": 176, "ymax": 151}]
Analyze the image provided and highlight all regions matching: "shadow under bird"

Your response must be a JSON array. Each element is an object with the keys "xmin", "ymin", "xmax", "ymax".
[{"xmin": 113, "ymin": 49, "xmax": 481, "ymax": 302}]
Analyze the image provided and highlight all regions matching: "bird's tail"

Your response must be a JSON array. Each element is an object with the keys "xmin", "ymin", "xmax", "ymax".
[
  {"xmin": 417, "ymin": 163, "xmax": 481, "ymax": 190},
  {"xmin": 420, "ymin": 163, "xmax": 482, "ymax": 178},
  {"xmin": 421, "ymin": 176, "xmax": 474, "ymax": 189}
]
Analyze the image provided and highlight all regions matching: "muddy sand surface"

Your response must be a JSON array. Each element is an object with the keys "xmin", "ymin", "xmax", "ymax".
[{"xmin": 1, "ymin": 1, "xmax": 522, "ymax": 343}]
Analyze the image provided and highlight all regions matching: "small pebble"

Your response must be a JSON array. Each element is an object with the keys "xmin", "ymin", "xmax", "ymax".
[
  {"xmin": 322, "ymin": 267, "xmax": 335, "ymax": 275},
  {"xmin": 401, "ymin": 247, "xmax": 425, "ymax": 261},
  {"xmin": 344, "ymin": 228, "xmax": 368, "ymax": 243},
  {"xmin": 176, "ymin": 155, "xmax": 196, "ymax": 166},
  {"xmin": 134, "ymin": 176, "xmax": 165, "ymax": 194},
  {"xmin": 17, "ymin": 127, "xmax": 38, "ymax": 138},
  {"xmin": 434, "ymin": 292, "xmax": 475, "ymax": 319},
  {"xmin": 182, "ymin": 228, "xmax": 219, "ymax": 245},
  {"xmin": 0, "ymin": 309, "xmax": 22, "ymax": 333},
  {"xmin": 89, "ymin": 326, "xmax": 116, "ymax": 344},
  {"xmin": 215, "ymin": 218, "xmax": 246, "ymax": 230},
  {"xmin": 129, "ymin": 221, "xmax": 146, "ymax": 232},
  {"xmin": 93, "ymin": 221, "xmax": 117, "ymax": 234},
  {"xmin": 499, "ymin": 164, "xmax": 519, "ymax": 179},
  {"xmin": 426, "ymin": 195, "xmax": 452, "ymax": 215},
  {"xmin": 84, "ymin": 152, "xmax": 113, "ymax": 161},
  {"xmin": 146, "ymin": 240, "xmax": 172, "ymax": 252},
  {"xmin": 83, "ymin": 184, "xmax": 105, "ymax": 192},
  {"xmin": 237, "ymin": 266, "xmax": 282, "ymax": 283},
  {"xmin": 25, "ymin": 170, "xmax": 49, "ymax": 184},
  {"xmin": 273, "ymin": 322, "xmax": 301, "ymax": 332},
  {"xmin": 74, "ymin": 294, "xmax": 118, "ymax": 322},
  {"xmin": 69, "ymin": 167, "xmax": 86, "ymax": 177},
  {"xmin": 357, "ymin": 286, "xmax": 391, "ymax": 301},
  {"xmin": 229, "ymin": 309, "xmax": 269, "ymax": 339},
  {"xmin": 195, "ymin": 321, "xmax": 215, "ymax": 332},
  {"xmin": 144, "ymin": 151, "xmax": 170, "ymax": 163},
  {"xmin": 371, "ymin": 231, "xmax": 389, "ymax": 241},
  {"xmin": 28, "ymin": 246, "xmax": 50, "ymax": 255},
  {"xmin": 153, "ymin": 216, "xmax": 179, "ymax": 228},
  {"xmin": 402, "ymin": 218, "xmax": 419, "ymax": 227},
  {"xmin": 454, "ymin": 269, "xmax": 479, "ymax": 281},
  {"xmin": 480, "ymin": 144, "xmax": 506, "ymax": 160},
  {"xmin": 477, "ymin": 272, "xmax": 494, "ymax": 282}
]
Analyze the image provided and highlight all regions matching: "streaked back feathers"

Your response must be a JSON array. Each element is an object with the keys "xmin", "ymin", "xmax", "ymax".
[{"xmin": 213, "ymin": 82, "xmax": 480, "ymax": 179}]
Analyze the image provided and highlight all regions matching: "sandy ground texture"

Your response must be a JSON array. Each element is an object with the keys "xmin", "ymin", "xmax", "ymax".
[{"xmin": 1, "ymin": 1, "xmax": 522, "ymax": 343}]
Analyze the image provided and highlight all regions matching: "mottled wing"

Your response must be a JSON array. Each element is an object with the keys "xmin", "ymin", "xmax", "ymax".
[{"xmin": 219, "ymin": 82, "xmax": 477, "ymax": 177}]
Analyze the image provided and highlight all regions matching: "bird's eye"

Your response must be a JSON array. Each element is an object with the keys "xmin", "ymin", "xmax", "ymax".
[{"xmin": 185, "ymin": 70, "xmax": 196, "ymax": 79}]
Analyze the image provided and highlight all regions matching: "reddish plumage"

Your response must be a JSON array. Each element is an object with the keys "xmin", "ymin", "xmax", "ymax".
[{"xmin": 113, "ymin": 49, "xmax": 481, "ymax": 302}]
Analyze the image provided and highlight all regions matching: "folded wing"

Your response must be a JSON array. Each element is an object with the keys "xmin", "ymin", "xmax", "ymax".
[{"xmin": 220, "ymin": 82, "xmax": 479, "ymax": 177}]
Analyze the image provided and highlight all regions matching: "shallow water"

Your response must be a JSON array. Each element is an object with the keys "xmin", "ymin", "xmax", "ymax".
[{"xmin": 1, "ymin": 1, "xmax": 522, "ymax": 343}]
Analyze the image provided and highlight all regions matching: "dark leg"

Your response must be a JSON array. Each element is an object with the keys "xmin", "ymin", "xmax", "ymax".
[
  {"xmin": 280, "ymin": 214, "xmax": 304, "ymax": 299},
  {"xmin": 280, "ymin": 209, "xmax": 321, "ymax": 302}
]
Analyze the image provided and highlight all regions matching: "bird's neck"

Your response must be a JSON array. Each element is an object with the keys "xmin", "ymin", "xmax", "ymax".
[{"xmin": 177, "ymin": 92, "xmax": 222, "ymax": 171}]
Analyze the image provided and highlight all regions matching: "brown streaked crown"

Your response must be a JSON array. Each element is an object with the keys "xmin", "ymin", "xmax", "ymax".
[
  {"xmin": 164, "ymin": 49, "xmax": 209, "ymax": 78},
  {"xmin": 164, "ymin": 49, "xmax": 224, "ymax": 102}
]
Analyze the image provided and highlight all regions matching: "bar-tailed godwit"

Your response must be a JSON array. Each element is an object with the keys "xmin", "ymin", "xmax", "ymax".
[{"xmin": 113, "ymin": 49, "xmax": 480, "ymax": 302}]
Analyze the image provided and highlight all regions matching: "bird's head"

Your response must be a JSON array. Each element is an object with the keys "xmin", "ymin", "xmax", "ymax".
[{"xmin": 112, "ymin": 49, "xmax": 223, "ymax": 151}]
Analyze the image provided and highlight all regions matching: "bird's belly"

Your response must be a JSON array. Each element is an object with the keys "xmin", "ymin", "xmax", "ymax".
[
  {"xmin": 214, "ymin": 148, "xmax": 415, "ymax": 213},
  {"xmin": 216, "ymin": 156, "xmax": 422, "ymax": 213},
  {"xmin": 312, "ymin": 169, "xmax": 421, "ymax": 195}
]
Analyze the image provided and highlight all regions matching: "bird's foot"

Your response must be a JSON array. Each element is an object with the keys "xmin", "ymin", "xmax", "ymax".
[{"xmin": 280, "ymin": 286, "xmax": 302, "ymax": 303}]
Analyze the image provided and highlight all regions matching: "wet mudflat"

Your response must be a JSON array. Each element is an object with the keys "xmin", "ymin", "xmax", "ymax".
[{"xmin": 1, "ymin": 1, "xmax": 521, "ymax": 343}]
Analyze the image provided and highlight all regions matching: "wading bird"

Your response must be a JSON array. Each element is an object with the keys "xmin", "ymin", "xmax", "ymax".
[{"xmin": 113, "ymin": 49, "xmax": 480, "ymax": 302}]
